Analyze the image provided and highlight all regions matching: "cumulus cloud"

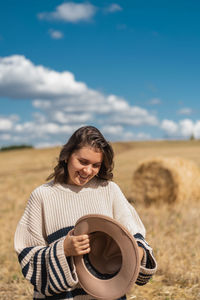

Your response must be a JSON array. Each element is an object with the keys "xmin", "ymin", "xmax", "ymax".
[
  {"xmin": 52, "ymin": 111, "xmax": 93, "ymax": 124},
  {"xmin": 109, "ymin": 106, "xmax": 158, "ymax": 126},
  {"xmin": 193, "ymin": 121, "xmax": 200, "ymax": 138},
  {"xmin": 0, "ymin": 116, "xmax": 15, "ymax": 131},
  {"xmin": 101, "ymin": 125, "xmax": 124, "ymax": 136},
  {"xmin": 179, "ymin": 119, "xmax": 194, "ymax": 137},
  {"xmin": 49, "ymin": 29, "xmax": 64, "ymax": 39},
  {"xmin": 15, "ymin": 121, "xmax": 74, "ymax": 135},
  {"xmin": 0, "ymin": 55, "xmax": 159, "ymax": 147},
  {"xmin": 38, "ymin": 2, "xmax": 97, "ymax": 23},
  {"xmin": 0, "ymin": 55, "xmax": 158, "ymax": 120},
  {"xmin": 33, "ymin": 100, "xmax": 51, "ymax": 109},
  {"xmin": 161, "ymin": 119, "xmax": 178, "ymax": 136},
  {"xmin": 101, "ymin": 125, "xmax": 151, "ymax": 141},
  {"xmin": 161, "ymin": 118, "xmax": 200, "ymax": 139},
  {"xmin": 0, "ymin": 115, "xmax": 21, "ymax": 146},
  {"xmin": 0, "ymin": 55, "xmax": 87, "ymax": 99},
  {"xmin": 177, "ymin": 107, "xmax": 193, "ymax": 115}
]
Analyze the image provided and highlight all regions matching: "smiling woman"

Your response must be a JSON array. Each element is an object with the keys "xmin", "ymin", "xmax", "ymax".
[
  {"xmin": 66, "ymin": 147, "xmax": 103, "ymax": 186},
  {"xmin": 47, "ymin": 125, "xmax": 114, "ymax": 184},
  {"xmin": 14, "ymin": 125, "xmax": 157, "ymax": 300}
]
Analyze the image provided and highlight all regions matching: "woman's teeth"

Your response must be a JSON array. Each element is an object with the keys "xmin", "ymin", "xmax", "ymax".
[{"xmin": 79, "ymin": 173, "xmax": 88, "ymax": 179}]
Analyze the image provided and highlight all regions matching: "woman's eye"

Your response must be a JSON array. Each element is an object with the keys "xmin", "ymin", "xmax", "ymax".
[
  {"xmin": 79, "ymin": 160, "xmax": 88, "ymax": 165},
  {"xmin": 93, "ymin": 164, "xmax": 101, "ymax": 168}
]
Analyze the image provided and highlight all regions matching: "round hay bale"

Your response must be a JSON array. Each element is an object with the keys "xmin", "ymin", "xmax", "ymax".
[{"xmin": 132, "ymin": 157, "xmax": 200, "ymax": 205}]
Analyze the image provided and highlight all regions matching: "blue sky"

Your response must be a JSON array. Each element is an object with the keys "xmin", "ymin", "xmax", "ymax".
[{"xmin": 0, "ymin": 0, "xmax": 200, "ymax": 147}]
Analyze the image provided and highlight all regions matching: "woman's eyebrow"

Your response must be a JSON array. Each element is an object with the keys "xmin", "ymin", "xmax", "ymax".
[
  {"xmin": 79, "ymin": 157, "xmax": 102, "ymax": 164},
  {"xmin": 78, "ymin": 157, "xmax": 89, "ymax": 162}
]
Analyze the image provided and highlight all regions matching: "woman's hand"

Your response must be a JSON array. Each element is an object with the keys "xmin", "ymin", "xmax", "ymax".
[{"xmin": 64, "ymin": 230, "xmax": 90, "ymax": 257}]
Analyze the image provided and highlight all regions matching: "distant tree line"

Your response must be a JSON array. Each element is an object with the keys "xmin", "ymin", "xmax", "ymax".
[{"xmin": 0, "ymin": 144, "xmax": 33, "ymax": 152}]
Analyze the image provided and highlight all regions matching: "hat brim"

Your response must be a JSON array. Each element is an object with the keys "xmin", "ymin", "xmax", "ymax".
[{"xmin": 74, "ymin": 214, "xmax": 140, "ymax": 300}]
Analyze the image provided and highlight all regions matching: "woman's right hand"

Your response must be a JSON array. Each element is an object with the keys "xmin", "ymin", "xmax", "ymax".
[{"xmin": 64, "ymin": 229, "xmax": 90, "ymax": 257}]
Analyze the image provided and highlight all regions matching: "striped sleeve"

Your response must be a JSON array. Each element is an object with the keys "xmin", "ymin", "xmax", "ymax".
[
  {"xmin": 134, "ymin": 233, "xmax": 157, "ymax": 285},
  {"xmin": 111, "ymin": 182, "xmax": 157, "ymax": 285},
  {"xmin": 14, "ymin": 189, "xmax": 78, "ymax": 297}
]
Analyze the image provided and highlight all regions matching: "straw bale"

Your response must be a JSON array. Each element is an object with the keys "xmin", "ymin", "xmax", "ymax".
[{"xmin": 132, "ymin": 157, "xmax": 200, "ymax": 205}]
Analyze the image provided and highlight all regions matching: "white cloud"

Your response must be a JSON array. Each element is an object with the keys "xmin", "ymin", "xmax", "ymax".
[
  {"xmin": 107, "ymin": 95, "xmax": 129, "ymax": 111},
  {"xmin": 0, "ymin": 117, "xmax": 13, "ymax": 131},
  {"xmin": 179, "ymin": 119, "xmax": 194, "ymax": 137},
  {"xmin": 105, "ymin": 4, "xmax": 122, "ymax": 13},
  {"xmin": 193, "ymin": 121, "xmax": 200, "ymax": 138},
  {"xmin": 161, "ymin": 118, "xmax": 200, "ymax": 139},
  {"xmin": 101, "ymin": 125, "xmax": 133, "ymax": 141},
  {"xmin": 0, "ymin": 55, "xmax": 87, "ymax": 99},
  {"xmin": 0, "ymin": 55, "xmax": 159, "ymax": 146},
  {"xmin": 33, "ymin": 100, "xmax": 51, "ymax": 108},
  {"xmin": 161, "ymin": 119, "xmax": 178, "ymax": 136},
  {"xmin": 49, "ymin": 29, "xmax": 64, "ymax": 39},
  {"xmin": 38, "ymin": 2, "xmax": 97, "ymax": 23},
  {"xmin": 32, "ymin": 112, "xmax": 47, "ymax": 123},
  {"xmin": 52, "ymin": 111, "xmax": 92, "ymax": 124},
  {"xmin": 0, "ymin": 55, "xmax": 159, "ymax": 124},
  {"xmin": 177, "ymin": 107, "xmax": 193, "ymax": 115},
  {"xmin": 101, "ymin": 125, "xmax": 151, "ymax": 141},
  {"xmin": 110, "ymin": 106, "xmax": 158, "ymax": 126},
  {"xmin": 15, "ymin": 121, "xmax": 72, "ymax": 135},
  {"xmin": 101, "ymin": 125, "xmax": 123, "ymax": 136}
]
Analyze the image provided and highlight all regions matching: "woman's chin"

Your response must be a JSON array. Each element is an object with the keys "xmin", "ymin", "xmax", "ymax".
[{"xmin": 78, "ymin": 179, "xmax": 89, "ymax": 186}]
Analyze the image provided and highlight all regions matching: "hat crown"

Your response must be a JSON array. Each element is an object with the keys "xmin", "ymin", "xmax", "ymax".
[{"xmin": 89, "ymin": 231, "xmax": 122, "ymax": 274}]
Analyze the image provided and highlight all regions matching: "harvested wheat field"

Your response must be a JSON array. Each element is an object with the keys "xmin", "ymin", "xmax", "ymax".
[{"xmin": 1, "ymin": 140, "xmax": 200, "ymax": 300}]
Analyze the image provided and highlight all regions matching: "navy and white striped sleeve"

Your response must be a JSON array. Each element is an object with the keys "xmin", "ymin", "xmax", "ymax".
[
  {"xmin": 14, "ymin": 190, "xmax": 78, "ymax": 297},
  {"xmin": 134, "ymin": 233, "xmax": 157, "ymax": 285},
  {"xmin": 111, "ymin": 182, "xmax": 157, "ymax": 286}
]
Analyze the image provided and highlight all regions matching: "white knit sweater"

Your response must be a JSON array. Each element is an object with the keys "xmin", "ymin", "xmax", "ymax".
[{"xmin": 14, "ymin": 178, "xmax": 157, "ymax": 300}]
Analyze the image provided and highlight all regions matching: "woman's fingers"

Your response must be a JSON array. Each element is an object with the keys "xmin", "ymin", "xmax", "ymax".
[
  {"xmin": 78, "ymin": 247, "xmax": 91, "ymax": 255},
  {"xmin": 75, "ymin": 234, "xmax": 89, "ymax": 242},
  {"xmin": 64, "ymin": 233, "xmax": 90, "ymax": 256},
  {"xmin": 76, "ymin": 239, "xmax": 90, "ymax": 247},
  {"xmin": 72, "ymin": 235, "xmax": 90, "ymax": 251}
]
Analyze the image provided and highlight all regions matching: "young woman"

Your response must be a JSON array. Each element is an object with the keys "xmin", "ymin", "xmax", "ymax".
[{"xmin": 14, "ymin": 126, "xmax": 157, "ymax": 300}]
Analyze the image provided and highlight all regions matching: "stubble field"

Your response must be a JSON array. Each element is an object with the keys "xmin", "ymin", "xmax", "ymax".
[{"xmin": 0, "ymin": 140, "xmax": 200, "ymax": 300}]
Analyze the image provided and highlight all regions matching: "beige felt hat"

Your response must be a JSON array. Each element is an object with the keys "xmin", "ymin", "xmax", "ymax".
[{"xmin": 74, "ymin": 214, "xmax": 140, "ymax": 300}]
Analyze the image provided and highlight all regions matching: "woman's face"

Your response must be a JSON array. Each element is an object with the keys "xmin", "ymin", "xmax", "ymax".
[{"xmin": 66, "ymin": 146, "xmax": 103, "ymax": 186}]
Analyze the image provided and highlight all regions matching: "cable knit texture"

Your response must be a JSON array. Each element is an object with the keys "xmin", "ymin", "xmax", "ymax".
[{"xmin": 14, "ymin": 178, "xmax": 157, "ymax": 299}]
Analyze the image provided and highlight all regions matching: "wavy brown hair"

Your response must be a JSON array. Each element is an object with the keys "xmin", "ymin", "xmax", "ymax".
[{"xmin": 47, "ymin": 126, "xmax": 114, "ymax": 184}]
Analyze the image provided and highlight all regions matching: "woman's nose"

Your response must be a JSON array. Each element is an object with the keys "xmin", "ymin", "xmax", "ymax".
[{"xmin": 83, "ymin": 165, "xmax": 93, "ymax": 174}]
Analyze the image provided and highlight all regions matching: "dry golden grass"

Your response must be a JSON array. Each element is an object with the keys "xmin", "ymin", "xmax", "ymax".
[{"xmin": 1, "ymin": 140, "xmax": 200, "ymax": 299}]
